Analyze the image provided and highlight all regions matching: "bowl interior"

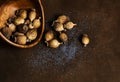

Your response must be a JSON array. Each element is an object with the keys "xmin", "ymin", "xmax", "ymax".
[{"xmin": 0, "ymin": 0, "xmax": 44, "ymax": 48}]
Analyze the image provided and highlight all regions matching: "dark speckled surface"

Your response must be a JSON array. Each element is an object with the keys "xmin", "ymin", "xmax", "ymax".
[{"xmin": 0, "ymin": 0, "xmax": 120, "ymax": 82}]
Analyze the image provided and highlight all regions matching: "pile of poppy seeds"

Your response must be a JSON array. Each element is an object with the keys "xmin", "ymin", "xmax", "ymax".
[
  {"xmin": 1, "ymin": 8, "xmax": 41, "ymax": 45},
  {"xmin": 44, "ymin": 15, "xmax": 90, "ymax": 48}
]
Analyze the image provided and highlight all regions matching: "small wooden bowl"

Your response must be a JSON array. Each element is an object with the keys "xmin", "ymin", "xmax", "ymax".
[{"xmin": 0, "ymin": 0, "xmax": 45, "ymax": 48}]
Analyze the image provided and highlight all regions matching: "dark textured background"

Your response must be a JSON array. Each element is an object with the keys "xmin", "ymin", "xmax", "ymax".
[{"xmin": 0, "ymin": 0, "xmax": 120, "ymax": 82}]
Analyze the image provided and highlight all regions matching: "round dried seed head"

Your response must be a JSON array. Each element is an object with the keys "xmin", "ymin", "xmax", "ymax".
[
  {"xmin": 2, "ymin": 27, "xmax": 12, "ymax": 39},
  {"xmin": 26, "ymin": 29, "xmax": 37, "ymax": 41},
  {"xmin": 17, "ymin": 24, "xmax": 28, "ymax": 33},
  {"xmin": 55, "ymin": 15, "xmax": 69, "ymax": 24},
  {"xmin": 14, "ymin": 32, "xmax": 24, "ymax": 36},
  {"xmin": 54, "ymin": 23, "xmax": 65, "ymax": 32},
  {"xmin": 64, "ymin": 21, "xmax": 77, "ymax": 30},
  {"xmin": 59, "ymin": 32, "xmax": 68, "ymax": 42},
  {"xmin": 45, "ymin": 30, "xmax": 54, "ymax": 42},
  {"xmin": 15, "ymin": 35, "xmax": 27, "ymax": 45},
  {"xmin": 17, "ymin": 9, "xmax": 27, "ymax": 19},
  {"xmin": 8, "ymin": 23, "xmax": 16, "ymax": 32},
  {"xmin": 82, "ymin": 34, "xmax": 90, "ymax": 47},
  {"xmin": 29, "ymin": 9, "xmax": 37, "ymax": 21},
  {"xmin": 33, "ymin": 17, "xmax": 41, "ymax": 28},
  {"xmin": 28, "ymin": 23, "xmax": 34, "ymax": 29},
  {"xmin": 14, "ymin": 17, "xmax": 25, "ymax": 25},
  {"xmin": 49, "ymin": 39, "xmax": 62, "ymax": 48}
]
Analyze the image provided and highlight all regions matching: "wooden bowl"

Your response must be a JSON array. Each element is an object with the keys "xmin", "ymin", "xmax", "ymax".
[{"xmin": 0, "ymin": 0, "xmax": 45, "ymax": 48}]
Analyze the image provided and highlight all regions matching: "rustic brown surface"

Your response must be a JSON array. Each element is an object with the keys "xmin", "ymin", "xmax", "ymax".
[{"xmin": 0, "ymin": 0, "xmax": 120, "ymax": 82}]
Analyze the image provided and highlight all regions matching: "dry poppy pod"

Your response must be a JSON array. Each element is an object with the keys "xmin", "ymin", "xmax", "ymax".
[
  {"xmin": 64, "ymin": 21, "xmax": 77, "ymax": 30},
  {"xmin": 15, "ymin": 35, "xmax": 27, "ymax": 45},
  {"xmin": 8, "ymin": 23, "xmax": 16, "ymax": 32},
  {"xmin": 26, "ymin": 29, "xmax": 37, "ymax": 41},
  {"xmin": 59, "ymin": 32, "xmax": 68, "ymax": 42},
  {"xmin": 82, "ymin": 34, "xmax": 90, "ymax": 47},
  {"xmin": 17, "ymin": 24, "xmax": 28, "ymax": 33},
  {"xmin": 16, "ymin": 9, "xmax": 27, "ymax": 19},
  {"xmin": 1, "ymin": 27, "xmax": 12, "ymax": 39},
  {"xmin": 14, "ymin": 17, "xmax": 25, "ymax": 25},
  {"xmin": 48, "ymin": 39, "xmax": 62, "ymax": 48},
  {"xmin": 29, "ymin": 9, "xmax": 37, "ymax": 21},
  {"xmin": 20, "ymin": 10, "xmax": 27, "ymax": 19},
  {"xmin": 33, "ymin": 17, "xmax": 41, "ymax": 28},
  {"xmin": 14, "ymin": 32, "xmax": 24, "ymax": 36},
  {"xmin": 28, "ymin": 23, "xmax": 34, "ymax": 29},
  {"xmin": 45, "ymin": 30, "xmax": 54, "ymax": 42},
  {"xmin": 54, "ymin": 23, "xmax": 65, "ymax": 32},
  {"xmin": 55, "ymin": 15, "xmax": 69, "ymax": 24}
]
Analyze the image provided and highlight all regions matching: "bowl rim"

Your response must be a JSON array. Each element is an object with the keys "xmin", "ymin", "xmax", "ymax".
[{"xmin": 0, "ymin": 0, "xmax": 45, "ymax": 48}]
